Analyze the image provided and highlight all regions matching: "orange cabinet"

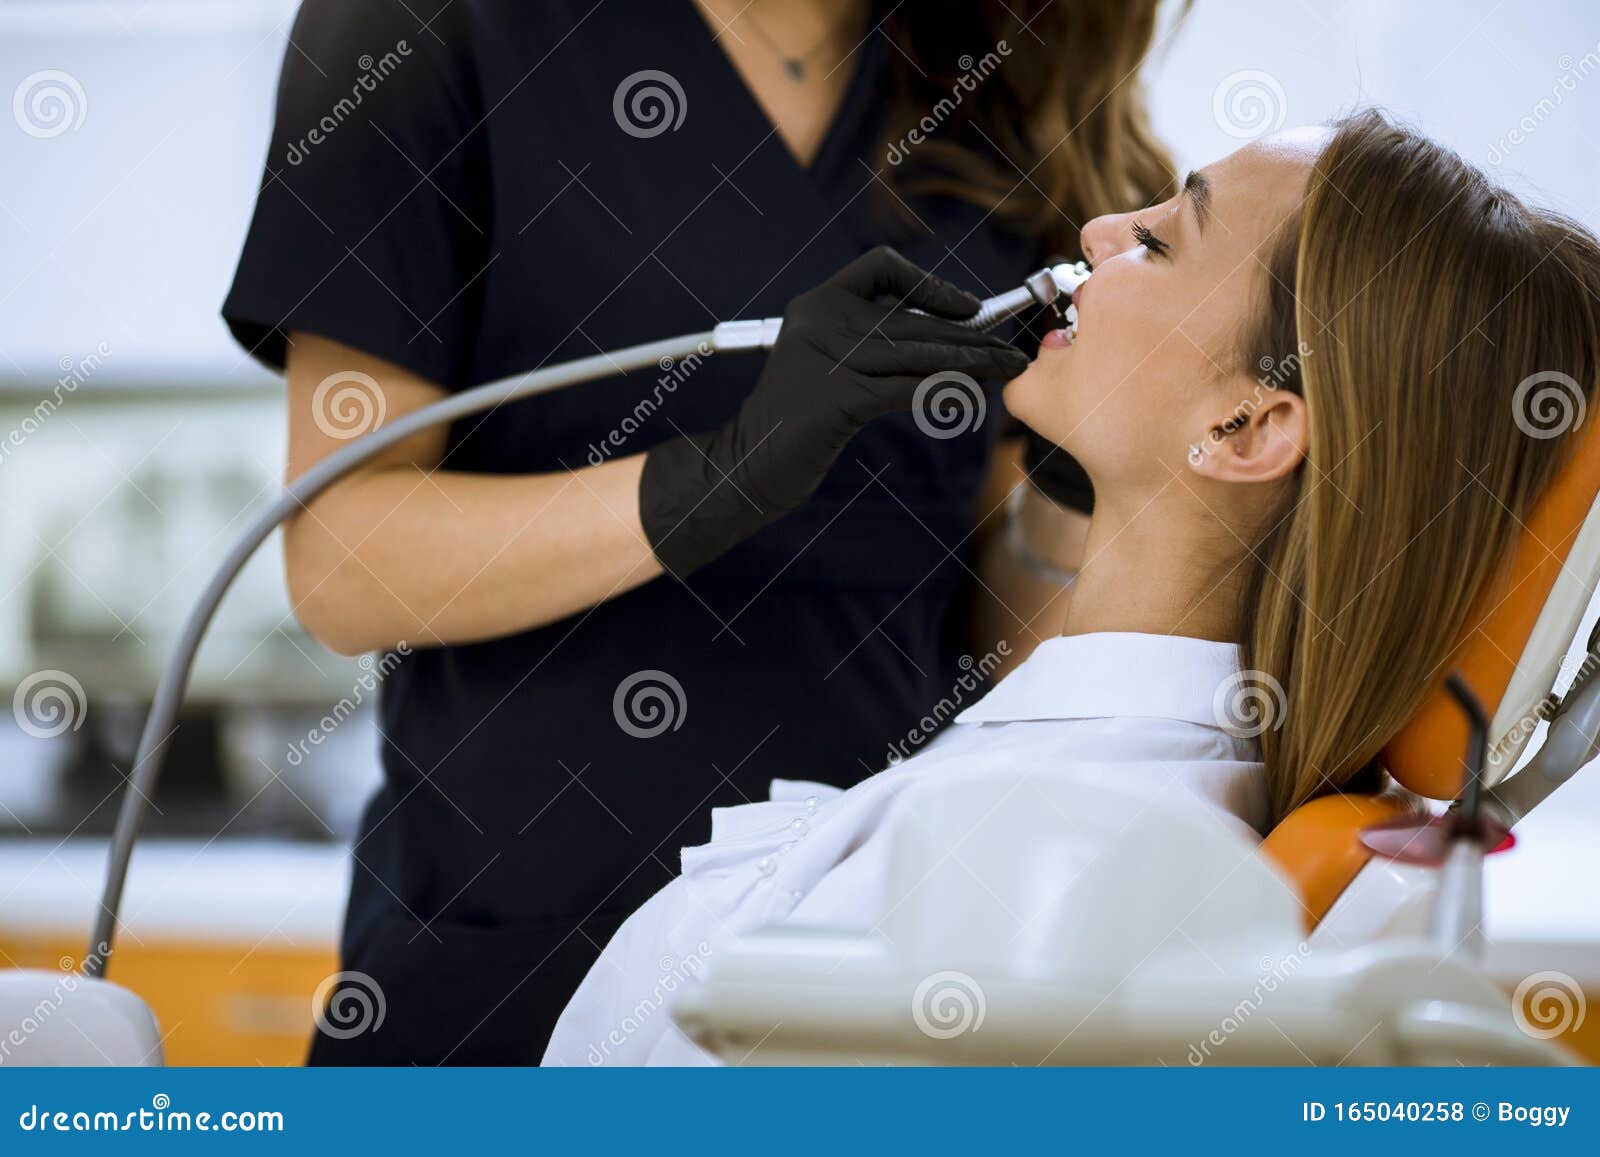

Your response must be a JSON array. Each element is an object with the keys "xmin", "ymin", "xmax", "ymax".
[{"xmin": 1, "ymin": 934, "xmax": 336, "ymax": 1066}]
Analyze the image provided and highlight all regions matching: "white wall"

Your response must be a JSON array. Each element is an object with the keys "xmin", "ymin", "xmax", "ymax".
[
  {"xmin": 1150, "ymin": 0, "xmax": 1600, "ymax": 228},
  {"xmin": 0, "ymin": 0, "xmax": 293, "ymax": 388}
]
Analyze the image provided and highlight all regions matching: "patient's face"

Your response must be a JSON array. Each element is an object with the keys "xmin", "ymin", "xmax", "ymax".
[{"xmin": 1005, "ymin": 132, "xmax": 1323, "ymax": 501}]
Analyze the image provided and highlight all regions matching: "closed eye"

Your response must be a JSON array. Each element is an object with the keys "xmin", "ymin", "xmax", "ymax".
[{"xmin": 1131, "ymin": 219, "xmax": 1170, "ymax": 258}]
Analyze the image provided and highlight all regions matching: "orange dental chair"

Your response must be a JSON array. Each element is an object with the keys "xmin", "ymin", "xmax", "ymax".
[{"xmin": 1262, "ymin": 410, "xmax": 1600, "ymax": 1063}]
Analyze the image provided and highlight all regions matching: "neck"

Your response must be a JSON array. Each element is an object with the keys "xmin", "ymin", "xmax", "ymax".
[{"xmin": 1061, "ymin": 493, "xmax": 1247, "ymax": 643}]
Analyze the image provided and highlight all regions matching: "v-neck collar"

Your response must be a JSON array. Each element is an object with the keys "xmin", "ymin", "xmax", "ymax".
[{"xmin": 684, "ymin": 0, "xmax": 885, "ymax": 184}]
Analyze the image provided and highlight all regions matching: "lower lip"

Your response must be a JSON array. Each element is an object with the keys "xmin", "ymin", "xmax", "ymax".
[{"xmin": 1039, "ymin": 328, "xmax": 1074, "ymax": 351}]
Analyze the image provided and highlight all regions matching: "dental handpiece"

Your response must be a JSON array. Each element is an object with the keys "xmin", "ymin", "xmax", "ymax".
[
  {"xmin": 710, "ymin": 261, "xmax": 1092, "ymax": 351},
  {"xmin": 954, "ymin": 260, "xmax": 1092, "ymax": 330}
]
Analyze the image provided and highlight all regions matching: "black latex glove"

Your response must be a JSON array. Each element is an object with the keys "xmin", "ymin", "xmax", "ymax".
[{"xmin": 641, "ymin": 246, "xmax": 1030, "ymax": 578}]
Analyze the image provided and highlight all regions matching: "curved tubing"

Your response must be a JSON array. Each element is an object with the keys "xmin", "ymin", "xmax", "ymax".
[{"xmin": 84, "ymin": 331, "xmax": 716, "ymax": 976}]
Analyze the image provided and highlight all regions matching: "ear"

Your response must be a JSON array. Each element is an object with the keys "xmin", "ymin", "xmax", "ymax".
[{"xmin": 1187, "ymin": 388, "xmax": 1307, "ymax": 484}]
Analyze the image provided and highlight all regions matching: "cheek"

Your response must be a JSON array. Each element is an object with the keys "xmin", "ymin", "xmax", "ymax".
[
  {"xmin": 1002, "ymin": 352, "xmax": 1134, "ymax": 476},
  {"xmin": 1000, "ymin": 273, "xmax": 1204, "ymax": 470},
  {"xmin": 1003, "ymin": 349, "xmax": 1194, "ymax": 484}
]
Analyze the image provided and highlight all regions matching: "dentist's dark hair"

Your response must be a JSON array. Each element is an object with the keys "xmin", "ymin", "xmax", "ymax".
[
  {"xmin": 879, "ymin": 0, "xmax": 1182, "ymax": 256},
  {"xmin": 1238, "ymin": 109, "xmax": 1600, "ymax": 821}
]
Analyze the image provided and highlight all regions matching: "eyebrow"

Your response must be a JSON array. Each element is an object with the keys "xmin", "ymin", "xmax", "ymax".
[{"xmin": 1183, "ymin": 170, "xmax": 1212, "ymax": 233}]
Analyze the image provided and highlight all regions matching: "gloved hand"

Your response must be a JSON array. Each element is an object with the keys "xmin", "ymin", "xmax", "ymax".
[{"xmin": 641, "ymin": 246, "xmax": 1031, "ymax": 578}]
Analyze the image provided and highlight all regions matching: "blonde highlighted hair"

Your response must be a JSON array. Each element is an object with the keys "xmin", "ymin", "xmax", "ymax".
[{"xmin": 1239, "ymin": 110, "xmax": 1600, "ymax": 821}]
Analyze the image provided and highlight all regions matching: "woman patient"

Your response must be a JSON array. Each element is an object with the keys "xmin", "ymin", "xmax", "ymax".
[{"xmin": 543, "ymin": 111, "xmax": 1600, "ymax": 1065}]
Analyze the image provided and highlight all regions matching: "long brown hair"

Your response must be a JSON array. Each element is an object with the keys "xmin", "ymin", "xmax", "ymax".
[
  {"xmin": 1238, "ymin": 110, "xmax": 1600, "ymax": 820},
  {"xmin": 878, "ymin": 1, "xmax": 1180, "ymax": 256}
]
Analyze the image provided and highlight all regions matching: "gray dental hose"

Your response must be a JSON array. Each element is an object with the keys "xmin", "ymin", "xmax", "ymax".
[{"xmin": 82, "ymin": 262, "xmax": 1088, "ymax": 978}]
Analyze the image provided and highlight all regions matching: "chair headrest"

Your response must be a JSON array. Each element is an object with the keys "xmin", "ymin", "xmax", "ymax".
[{"xmin": 1383, "ymin": 417, "xmax": 1600, "ymax": 799}]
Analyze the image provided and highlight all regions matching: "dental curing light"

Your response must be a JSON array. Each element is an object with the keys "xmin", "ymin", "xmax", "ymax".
[{"xmin": 80, "ymin": 262, "xmax": 1089, "ymax": 979}]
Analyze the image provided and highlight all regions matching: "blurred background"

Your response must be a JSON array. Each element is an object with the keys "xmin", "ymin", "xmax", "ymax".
[{"xmin": 2, "ymin": 0, "xmax": 1598, "ymax": 1064}]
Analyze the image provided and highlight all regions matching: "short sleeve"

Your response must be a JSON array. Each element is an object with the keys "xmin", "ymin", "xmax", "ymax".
[{"xmin": 223, "ymin": 0, "xmax": 489, "ymax": 388}]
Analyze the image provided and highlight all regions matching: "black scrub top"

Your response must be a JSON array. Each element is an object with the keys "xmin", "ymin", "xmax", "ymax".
[{"xmin": 225, "ymin": 0, "xmax": 1049, "ymax": 1064}]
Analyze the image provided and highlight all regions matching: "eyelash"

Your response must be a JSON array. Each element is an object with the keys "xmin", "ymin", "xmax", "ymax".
[{"xmin": 1131, "ymin": 220, "xmax": 1170, "ymax": 257}]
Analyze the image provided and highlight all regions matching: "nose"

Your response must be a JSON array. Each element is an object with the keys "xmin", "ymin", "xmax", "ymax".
[{"xmin": 1078, "ymin": 212, "xmax": 1131, "ymax": 268}]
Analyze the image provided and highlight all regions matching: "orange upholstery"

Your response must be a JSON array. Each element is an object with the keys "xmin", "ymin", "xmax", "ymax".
[
  {"xmin": 1383, "ymin": 416, "xmax": 1600, "ymax": 800},
  {"xmin": 1270, "ymin": 415, "xmax": 1600, "ymax": 925},
  {"xmin": 1260, "ymin": 794, "xmax": 1417, "ymax": 930}
]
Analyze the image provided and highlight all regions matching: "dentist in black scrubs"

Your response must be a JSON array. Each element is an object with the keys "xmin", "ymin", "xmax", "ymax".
[{"xmin": 223, "ymin": 0, "xmax": 1175, "ymax": 1063}]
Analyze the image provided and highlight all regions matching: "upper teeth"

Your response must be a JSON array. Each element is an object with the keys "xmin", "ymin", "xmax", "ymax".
[{"xmin": 1062, "ymin": 302, "xmax": 1078, "ymax": 342}]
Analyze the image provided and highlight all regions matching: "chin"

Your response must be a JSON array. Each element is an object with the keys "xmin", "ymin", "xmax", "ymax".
[{"xmin": 1002, "ymin": 362, "xmax": 1066, "ymax": 439}]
